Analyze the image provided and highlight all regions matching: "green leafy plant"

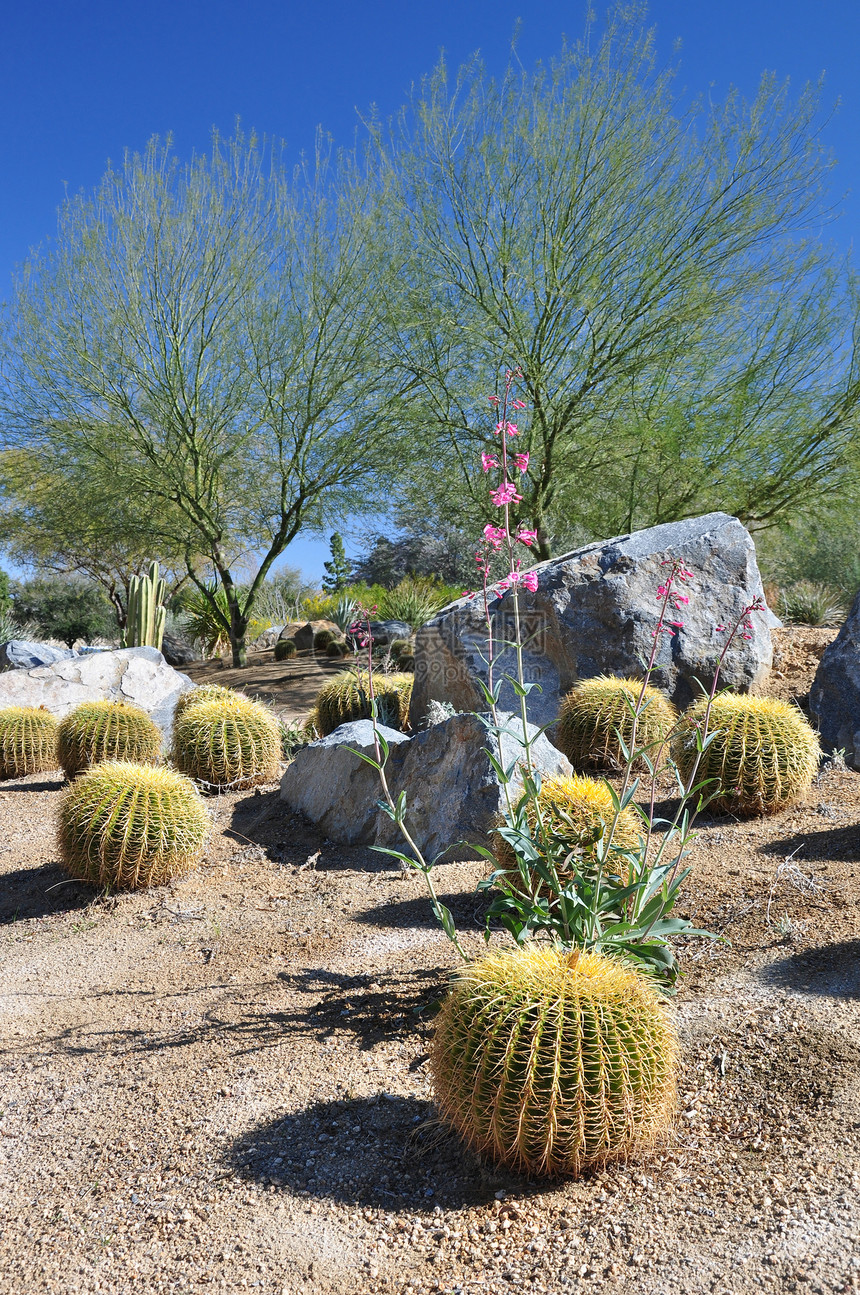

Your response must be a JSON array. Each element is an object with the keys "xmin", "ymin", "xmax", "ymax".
[
  {"xmin": 0, "ymin": 706, "xmax": 59, "ymax": 779},
  {"xmin": 431, "ymin": 945, "xmax": 677, "ymax": 1177},
  {"xmin": 57, "ymin": 700, "xmax": 162, "ymax": 778},
  {"xmin": 58, "ymin": 761, "xmax": 209, "ymax": 889},
  {"xmin": 776, "ymin": 581, "xmax": 847, "ymax": 627},
  {"xmin": 556, "ymin": 677, "xmax": 678, "ymax": 771},
  {"xmin": 172, "ymin": 694, "xmax": 281, "ymax": 789},
  {"xmin": 379, "ymin": 577, "xmax": 454, "ymax": 629},
  {"xmin": 12, "ymin": 576, "xmax": 115, "ymax": 648}
]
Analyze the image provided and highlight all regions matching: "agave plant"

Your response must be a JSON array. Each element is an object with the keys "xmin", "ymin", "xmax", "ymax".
[
  {"xmin": 379, "ymin": 578, "xmax": 452, "ymax": 630},
  {"xmin": 331, "ymin": 593, "xmax": 358, "ymax": 633},
  {"xmin": 777, "ymin": 581, "xmax": 847, "ymax": 628}
]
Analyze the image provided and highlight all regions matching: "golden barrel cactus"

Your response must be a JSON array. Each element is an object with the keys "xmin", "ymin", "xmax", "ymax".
[
  {"xmin": 58, "ymin": 761, "xmax": 209, "ymax": 889},
  {"xmin": 0, "ymin": 706, "xmax": 59, "ymax": 779},
  {"xmin": 172, "ymin": 694, "xmax": 281, "ymax": 789},
  {"xmin": 312, "ymin": 670, "xmax": 413, "ymax": 737},
  {"xmin": 57, "ymin": 700, "xmax": 162, "ymax": 778},
  {"xmin": 173, "ymin": 684, "xmax": 244, "ymax": 721},
  {"xmin": 673, "ymin": 693, "xmax": 821, "ymax": 815},
  {"xmin": 431, "ymin": 946, "xmax": 677, "ymax": 1178},
  {"xmin": 557, "ymin": 676, "xmax": 677, "ymax": 770}
]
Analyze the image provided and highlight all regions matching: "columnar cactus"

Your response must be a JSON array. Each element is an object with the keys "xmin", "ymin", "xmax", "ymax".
[
  {"xmin": 0, "ymin": 706, "xmax": 59, "ymax": 779},
  {"xmin": 430, "ymin": 946, "xmax": 678, "ymax": 1177},
  {"xmin": 125, "ymin": 561, "xmax": 167, "ymax": 650},
  {"xmin": 556, "ymin": 676, "xmax": 677, "ymax": 770},
  {"xmin": 57, "ymin": 701, "xmax": 162, "ymax": 778},
  {"xmin": 673, "ymin": 693, "xmax": 821, "ymax": 815},
  {"xmin": 58, "ymin": 761, "xmax": 209, "ymax": 889},
  {"xmin": 172, "ymin": 694, "xmax": 281, "ymax": 789},
  {"xmin": 313, "ymin": 670, "xmax": 413, "ymax": 737}
]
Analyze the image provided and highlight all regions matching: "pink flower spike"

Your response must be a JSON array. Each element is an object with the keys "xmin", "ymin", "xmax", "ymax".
[
  {"xmin": 483, "ymin": 523, "xmax": 506, "ymax": 549},
  {"xmin": 488, "ymin": 396, "xmax": 499, "ymax": 405},
  {"xmin": 715, "ymin": 625, "xmax": 726, "ymax": 632},
  {"xmin": 481, "ymin": 451, "xmax": 499, "ymax": 473},
  {"xmin": 674, "ymin": 594, "xmax": 690, "ymax": 604},
  {"xmin": 516, "ymin": 528, "xmax": 538, "ymax": 547},
  {"xmin": 669, "ymin": 620, "xmax": 684, "ymax": 628},
  {"xmin": 490, "ymin": 481, "xmax": 522, "ymax": 507},
  {"xmin": 521, "ymin": 570, "xmax": 539, "ymax": 592},
  {"xmin": 511, "ymin": 399, "xmax": 527, "ymax": 410},
  {"xmin": 513, "ymin": 451, "xmax": 530, "ymax": 473}
]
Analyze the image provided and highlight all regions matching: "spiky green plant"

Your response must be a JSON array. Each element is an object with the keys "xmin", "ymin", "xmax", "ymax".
[
  {"xmin": 777, "ymin": 581, "xmax": 847, "ymax": 627},
  {"xmin": 172, "ymin": 694, "xmax": 281, "ymax": 789},
  {"xmin": 493, "ymin": 774, "xmax": 641, "ymax": 890},
  {"xmin": 0, "ymin": 706, "xmax": 59, "ymax": 779},
  {"xmin": 57, "ymin": 701, "xmax": 162, "ymax": 778},
  {"xmin": 125, "ymin": 561, "xmax": 167, "ymax": 650},
  {"xmin": 274, "ymin": 638, "xmax": 298, "ymax": 661},
  {"xmin": 312, "ymin": 670, "xmax": 413, "ymax": 737},
  {"xmin": 556, "ymin": 676, "xmax": 677, "ymax": 770},
  {"xmin": 57, "ymin": 761, "xmax": 209, "ymax": 889},
  {"xmin": 673, "ymin": 693, "xmax": 821, "ymax": 815},
  {"xmin": 326, "ymin": 640, "xmax": 348, "ymax": 658},
  {"xmin": 173, "ymin": 684, "xmax": 245, "ymax": 722},
  {"xmin": 430, "ymin": 946, "xmax": 677, "ymax": 1178}
]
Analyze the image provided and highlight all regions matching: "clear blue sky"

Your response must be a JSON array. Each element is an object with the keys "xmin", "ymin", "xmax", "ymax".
[{"xmin": 2, "ymin": 1, "xmax": 858, "ymax": 583}]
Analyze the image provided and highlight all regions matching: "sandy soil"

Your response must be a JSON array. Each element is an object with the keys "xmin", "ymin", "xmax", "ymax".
[{"xmin": 1, "ymin": 626, "xmax": 859, "ymax": 1295}]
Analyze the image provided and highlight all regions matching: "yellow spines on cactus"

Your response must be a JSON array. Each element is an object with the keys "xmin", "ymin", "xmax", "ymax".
[
  {"xmin": 0, "ymin": 706, "xmax": 59, "ymax": 779},
  {"xmin": 556, "ymin": 676, "xmax": 677, "ymax": 770},
  {"xmin": 493, "ymin": 775, "xmax": 641, "ymax": 890},
  {"xmin": 58, "ymin": 761, "xmax": 209, "ymax": 889},
  {"xmin": 430, "ymin": 946, "xmax": 677, "ymax": 1178},
  {"xmin": 173, "ymin": 684, "xmax": 245, "ymax": 721},
  {"xmin": 673, "ymin": 693, "xmax": 821, "ymax": 815},
  {"xmin": 57, "ymin": 700, "xmax": 162, "ymax": 779},
  {"xmin": 171, "ymin": 694, "xmax": 281, "ymax": 789},
  {"xmin": 313, "ymin": 670, "xmax": 413, "ymax": 736}
]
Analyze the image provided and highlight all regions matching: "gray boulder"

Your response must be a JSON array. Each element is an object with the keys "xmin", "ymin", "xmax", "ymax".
[
  {"xmin": 809, "ymin": 592, "xmax": 860, "ymax": 767},
  {"xmin": 0, "ymin": 640, "xmax": 76, "ymax": 671},
  {"xmin": 0, "ymin": 646, "xmax": 194, "ymax": 742},
  {"xmin": 280, "ymin": 711, "xmax": 571, "ymax": 860},
  {"xmin": 369, "ymin": 620, "xmax": 412, "ymax": 646},
  {"xmin": 409, "ymin": 512, "xmax": 776, "ymax": 734},
  {"xmin": 160, "ymin": 633, "xmax": 198, "ymax": 667}
]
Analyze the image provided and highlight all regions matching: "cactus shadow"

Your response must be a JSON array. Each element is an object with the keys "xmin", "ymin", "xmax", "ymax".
[
  {"xmin": 228, "ymin": 1092, "xmax": 541, "ymax": 1210},
  {"xmin": 758, "ymin": 824, "xmax": 860, "ymax": 863},
  {"xmin": 0, "ymin": 861, "xmax": 94, "ymax": 923},
  {"xmin": 353, "ymin": 889, "xmax": 490, "ymax": 932},
  {"xmin": 759, "ymin": 940, "xmax": 860, "ymax": 999}
]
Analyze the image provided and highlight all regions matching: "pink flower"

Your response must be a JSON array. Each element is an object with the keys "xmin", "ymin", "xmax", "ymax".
[
  {"xmin": 668, "ymin": 620, "xmax": 684, "ymax": 628},
  {"xmin": 490, "ymin": 481, "xmax": 522, "ymax": 507},
  {"xmin": 513, "ymin": 451, "xmax": 529, "ymax": 473},
  {"xmin": 511, "ymin": 399, "xmax": 527, "ymax": 410},
  {"xmin": 715, "ymin": 625, "xmax": 726, "ymax": 633},
  {"xmin": 483, "ymin": 523, "xmax": 506, "ymax": 549},
  {"xmin": 488, "ymin": 396, "xmax": 500, "ymax": 405},
  {"xmin": 521, "ymin": 570, "xmax": 539, "ymax": 592},
  {"xmin": 674, "ymin": 594, "xmax": 689, "ymax": 604},
  {"xmin": 516, "ymin": 528, "xmax": 538, "ymax": 547},
  {"xmin": 481, "ymin": 451, "xmax": 499, "ymax": 473},
  {"xmin": 494, "ymin": 421, "xmax": 518, "ymax": 437}
]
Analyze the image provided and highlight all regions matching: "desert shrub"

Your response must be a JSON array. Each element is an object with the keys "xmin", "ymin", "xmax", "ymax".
[
  {"xmin": 300, "ymin": 591, "xmax": 338, "ymax": 621},
  {"xmin": 274, "ymin": 638, "xmax": 298, "ymax": 661},
  {"xmin": 379, "ymin": 577, "xmax": 457, "ymax": 629},
  {"xmin": 0, "ymin": 706, "xmax": 59, "ymax": 778},
  {"xmin": 777, "ymin": 581, "xmax": 847, "ymax": 627},
  {"xmin": 313, "ymin": 670, "xmax": 413, "ymax": 736},
  {"xmin": 673, "ymin": 693, "xmax": 820, "ymax": 815},
  {"xmin": 57, "ymin": 700, "xmax": 162, "ymax": 778},
  {"xmin": 12, "ymin": 576, "xmax": 115, "ymax": 648},
  {"xmin": 556, "ymin": 676, "xmax": 677, "ymax": 770},
  {"xmin": 172, "ymin": 694, "xmax": 281, "ymax": 789},
  {"xmin": 430, "ymin": 946, "xmax": 677, "ymax": 1177},
  {"xmin": 58, "ymin": 761, "xmax": 208, "ymax": 889}
]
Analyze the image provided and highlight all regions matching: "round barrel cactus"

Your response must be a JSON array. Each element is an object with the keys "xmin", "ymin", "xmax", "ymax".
[
  {"xmin": 274, "ymin": 638, "xmax": 297, "ymax": 662},
  {"xmin": 493, "ymin": 774, "xmax": 641, "ymax": 891},
  {"xmin": 173, "ymin": 684, "xmax": 244, "ymax": 721},
  {"xmin": 172, "ymin": 694, "xmax": 281, "ymax": 789},
  {"xmin": 58, "ymin": 761, "xmax": 209, "ymax": 889},
  {"xmin": 313, "ymin": 670, "xmax": 413, "ymax": 737},
  {"xmin": 557, "ymin": 676, "xmax": 677, "ymax": 770},
  {"xmin": 431, "ymin": 946, "xmax": 677, "ymax": 1177},
  {"xmin": 0, "ymin": 706, "xmax": 59, "ymax": 779},
  {"xmin": 57, "ymin": 700, "xmax": 162, "ymax": 778},
  {"xmin": 673, "ymin": 693, "xmax": 820, "ymax": 815}
]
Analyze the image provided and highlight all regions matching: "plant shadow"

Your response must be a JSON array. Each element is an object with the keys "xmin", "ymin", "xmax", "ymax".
[
  {"xmin": 228, "ymin": 1092, "xmax": 543, "ymax": 1210},
  {"xmin": 0, "ymin": 861, "xmax": 95, "ymax": 923},
  {"xmin": 352, "ymin": 890, "xmax": 490, "ymax": 932},
  {"xmin": 759, "ymin": 939, "xmax": 860, "ymax": 999},
  {"xmin": 759, "ymin": 824, "xmax": 860, "ymax": 863}
]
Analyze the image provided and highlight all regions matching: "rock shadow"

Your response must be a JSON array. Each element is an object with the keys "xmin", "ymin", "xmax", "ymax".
[
  {"xmin": 228, "ymin": 1092, "xmax": 540, "ymax": 1210},
  {"xmin": 760, "ymin": 940, "xmax": 860, "ymax": 999},
  {"xmin": 353, "ymin": 890, "xmax": 490, "ymax": 932},
  {"xmin": 759, "ymin": 824, "xmax": 860, "ymax": 863},
  {"xmin": 0, "ymin": 861, "xmax": 94, "ymax": 923},
  {"xmin": 225, "ymin": 789, "xmax": 390, "ymax": 873}
]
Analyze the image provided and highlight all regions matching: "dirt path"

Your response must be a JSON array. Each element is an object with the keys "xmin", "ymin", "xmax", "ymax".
[{"xmin": 1, "ymin": 628, "xmax": 859, "ymax": 1295}]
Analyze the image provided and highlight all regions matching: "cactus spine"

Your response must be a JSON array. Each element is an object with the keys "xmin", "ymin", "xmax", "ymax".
[
  {"xmin": 430, "ymin": 946, "xmax": 677, "ymax": 1177},
  {"xmin": 673, "ymin": 693, "xmax": 821, "ymax": 815},
  {"xmin": 58, "ymin": 761, "xmax": 209, "ymax": 889},
  {"xmin": 172, "ymin": 694, "xmax": 281, "ymax": 789},
  {"xmin": 556, "ymin": 676, "xmax": 677, "ymax": 771},
  {"xmin": 0, "ymin": 707, "xmax": 59, "ymax": 779},
  {"xmin": 57, "ymin": 701, "xmax": 162, "ymax": 778},
  {"xmin": 126, "ymin": 561, "xmax": 167, "ymax": 650},
  {"xmin": 312, "ymin": 670, "xmax": 413, "ymax": 737}
]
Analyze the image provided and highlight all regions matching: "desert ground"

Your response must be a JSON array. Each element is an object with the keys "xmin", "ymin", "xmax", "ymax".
[{"xmin": 1, "ymin": 627, "xmax": 858, "ymax": 1295}]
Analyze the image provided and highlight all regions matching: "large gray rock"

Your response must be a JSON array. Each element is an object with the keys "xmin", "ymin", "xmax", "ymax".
[
  {"xmin": 369, "ymin": 620, "xmax": 412, "ymax": 646},
  {"xmin": 0, "ymin": 646, "xmax": 194, "ymax": 741},
  {"xmin": 410, "ymin": 512, "xmax": 776, "ymax": 734},
  {"xmin": 810, "ymin": 592, "xmax": 860, "ymax": 767},
  {"xmin": 160, "ymin": 633, "xmax": 197, "ymax": 667},
  {"xmin": 280, "ymin": 711, "xmax": 572, "ymax": 860},
  {"xmin": 0, "ymin": 640, "xmax": 76, "ymax": 671}
]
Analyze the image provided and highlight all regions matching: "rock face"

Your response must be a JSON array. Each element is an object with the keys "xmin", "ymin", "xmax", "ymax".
[
  {"xmin": 0, "ymin": 647, "xmax": 194, "ymax": 741},
  {"xmin": 368, "ymin": 620, "xmax": 412, "ymax": 646},
  {"xmin": 409, "ymin": 512, "xmax": 776, "ymax": 734},
  {"xmin": 160, "ymin": 633, "xmax": 197, "ymax": 667},
  {"xmin": 293, "ymin": 620, "xmax": 341, "ymax": 651},
  {"xmin": 810, "ymin": 592, "xmax": 860, "ymax": 767},
  {"xmin": 280, "ymin": 711, "xmax": 572, "ymax": 860},
  {"xmin": 0, "ymin": 641, "xmax": 76, "ymax": 671}
]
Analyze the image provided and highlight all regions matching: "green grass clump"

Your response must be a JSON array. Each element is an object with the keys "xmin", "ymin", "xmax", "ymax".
[
  {"xmin": 556, "ymin": 676, "xmax": 677, "ymax": 770},
  {"xmin": 431, "ymin": 946, "xmax": 677, "ymax": 1178},
  {"xmin": 57, "ymin": 701, "xmax": 162, "ymax": 779},
  {"xmin": 58, "ymin": 761, "xmax": 209, "ymax": 889},
  {"xmin": 673, "ymin": 693, "xmax": 820, "ymax": 815},
  {"xmin": 0, "ymin": 706, "xmax": 59, "ymax": 779},
  {"xmin": 172, "ymin": 694, "xmax": 281, "ymax": 789},
  {"xmin": 311, "ymin": 670, "xmax": 413, "ymax": 737},
  {"xmin": 274, "ymin": 638, "xmax": 298, "ymax": 661}
]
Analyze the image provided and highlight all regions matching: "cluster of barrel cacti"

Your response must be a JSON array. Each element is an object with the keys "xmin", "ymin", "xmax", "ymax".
[{"xmin": 311, "ymin": 669, "xmax": 413, "ymax": 736}]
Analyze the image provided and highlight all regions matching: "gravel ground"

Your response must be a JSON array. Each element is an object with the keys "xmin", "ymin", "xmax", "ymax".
[{"xmin": 1, "ymin": 626, "xmax": 859, "ymax": 1295}]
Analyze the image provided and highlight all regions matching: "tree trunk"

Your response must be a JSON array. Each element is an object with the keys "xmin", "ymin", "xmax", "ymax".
[{"xmin": 228, "ymin": 602, "xmax": 248, "ymax": 668}]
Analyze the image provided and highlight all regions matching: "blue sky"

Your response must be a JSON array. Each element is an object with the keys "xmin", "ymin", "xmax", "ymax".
[{"xmin": 2, "ymin": 1, "xmax": 858, "ymax": 583}]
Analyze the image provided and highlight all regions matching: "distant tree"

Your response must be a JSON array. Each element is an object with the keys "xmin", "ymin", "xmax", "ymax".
[
  {"xmin": 0, "ymin": 568, "xmax": 9, "ymax": 613},
  {"xmin": 322, "ymin": 532, "xmax": 352, "ymax": 592},
  {"xmin": 13, "ymin": 576, "xmax": 115, "ymax": 648},
  {"xmin": 351, "ymin": 507, "xmax": 475, "ymax": 588}
]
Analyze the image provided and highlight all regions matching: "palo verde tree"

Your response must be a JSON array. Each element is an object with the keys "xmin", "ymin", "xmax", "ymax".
[
  {"xmin": 372, "ymin": 6, "xmax": 860, "ymax": 556},
  {"xmin": 1, "ymin": 129, "xmax": 405, "ymax": 665}
]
